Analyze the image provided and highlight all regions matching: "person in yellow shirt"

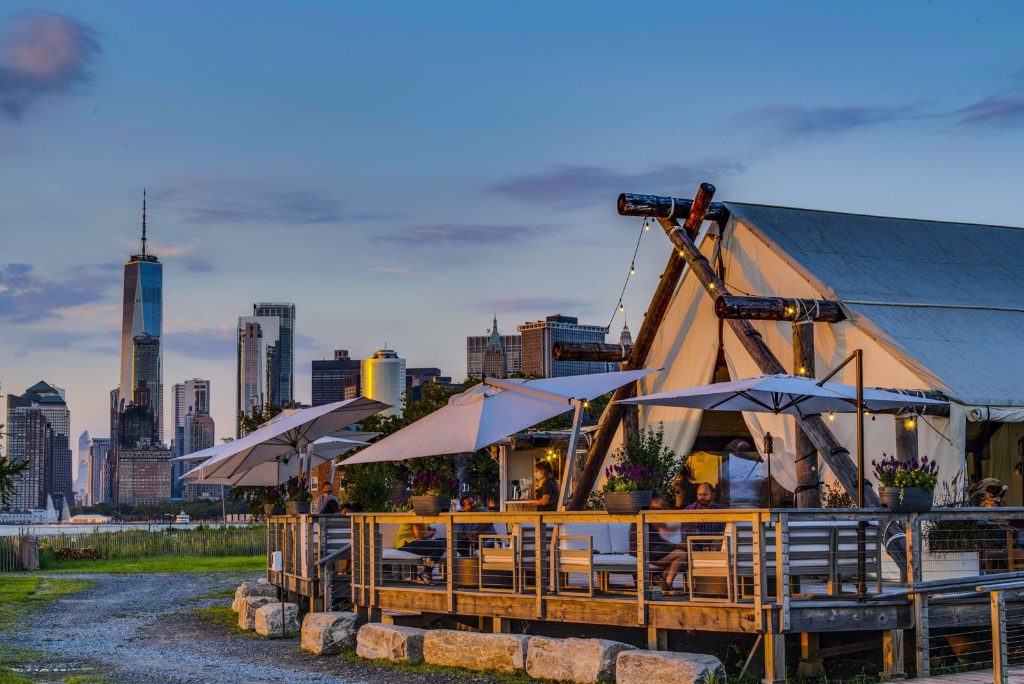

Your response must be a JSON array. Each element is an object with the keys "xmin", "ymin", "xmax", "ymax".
[{"xmin": 396, "ymin": 522, "xmax": 446, "ymax": 584}]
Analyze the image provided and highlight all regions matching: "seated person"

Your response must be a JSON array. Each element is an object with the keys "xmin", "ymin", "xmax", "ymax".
[
  {"xmin": 315, "ymin": 484, "xmax": 340, "ymax": 514},
  {"xmin": 339, "ymin": 502, "xmax": 361, "ymax": 515},
  {"xmin": 396, "ymin": 521, "xmax": 446, "ymax": 585},
  {"xmin": 660, "ymin": 483, "xmax": 724, "ymax": 592},
  {"xmin": 455, "ymin": 494, "xmax": 495, "ymax": 556}
]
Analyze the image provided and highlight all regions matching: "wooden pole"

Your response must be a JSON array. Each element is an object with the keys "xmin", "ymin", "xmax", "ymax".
[
  {"xmin": 617, "ymin": 192, "xmax": 729, "ymax": 223},
  {"xmin": 568, "ymin": 183, "xmax": 717, "ymax": 510},
  {"xmin": 716, "ymin": 294, "xmax": 846, "ymax": 323},
  {"xmin": 553, "ymin": 341, "xmax": 632, "ymax": 362},
  {"xmin": 792, "ymin": 322, "xmax": 820, "ymax": 508}
]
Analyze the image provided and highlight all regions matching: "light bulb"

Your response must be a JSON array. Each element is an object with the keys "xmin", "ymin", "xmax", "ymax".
[
  {"xmin": 619, "ymin": 304, "xmax": 625, "ymax": 313},
  {"xmin": 630, "ymin": 266, "xmax": 636, "ymax": 275},
  {"xmin": 904, "ymin": 417, "xmax": 916, "ymax": 430},
  {"xmin": 828, "ymin": 412, "xmax": 836, "ymax": 422},
  {"xmin": 644, "ymin": 223, "xmax": 650, "ymax": 232}
]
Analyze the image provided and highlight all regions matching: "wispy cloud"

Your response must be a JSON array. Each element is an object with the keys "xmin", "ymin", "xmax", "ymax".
[
  {"xmin": 376, "ymin": 223, "xmax": 547, "ymax": 246},
  {"xmin": 490, "ymin": 161, "xmax": 744, "ymax": 205},
  {"xmin": 182, "ymin": 256, "xmax": 214, "ymax": 273},
  {"xmin": 952, "ymin": 94, "xmax": 1024, "ymax": 127},
  {"xmin": 163, "ymin": 326, "xmax": 235, "ymax": 361},
  {"xmin": 156, "ymin": 176, "xmax": 381, "ymax": 227},
  {"xmin": 0, "ymin": 261, "xmax": 118, "ymax": 322},
  {"xmin": 750, "ymin": 105, "xmax": 916, "ymax": 136},
  {"xmin": 0, "ymin": 13, "xmax": 100, "ymax": 120},
  {"xmin": 481, "ymin": 297, "xmax": 595, "ymax": 316},
  {"xmin": 370, "ymin": 265, "xmax": 447, "ymax": 280}
]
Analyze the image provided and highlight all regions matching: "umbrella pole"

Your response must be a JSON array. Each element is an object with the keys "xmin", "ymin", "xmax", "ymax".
[{"xmin": 558, "ymin": 400, "xmax": 585, "ymax": 511}]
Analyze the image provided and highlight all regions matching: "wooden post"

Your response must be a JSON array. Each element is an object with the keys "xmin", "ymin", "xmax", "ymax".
[
  {"xmin": 894, "ymin": 415, "xmax": 918, "ymax": 463},
  {"xmin": 553, "ymin": 341, "xmax": 632, "ymax": 362},
  {"xmin": 991, "ymin": 590, "xmax": 1008, "ymax": 684},
  {"xmin": 569, "ymin": 183, "xmax": 717, "ymax": 510},
  {"xmin": 793, "ymin": 322, "xmax": 820, "ymax": 508},
  {"xmin": 716, "ymin": 294, "xmax": 846, "ymax": 323},
  {"xmin": 881, "ymin": 628, "xmax": 906, "ymax": 681},
  {"xmin": 797, "ymin": 633, "xmax": 824, "ymax": 678},
  {"xmin": 764, "ymin": 616, "xmax": 787, "ymax": 684},
  {"xmin": 647, "ymin": 625, "xmax": 668, "ymax": 650}
]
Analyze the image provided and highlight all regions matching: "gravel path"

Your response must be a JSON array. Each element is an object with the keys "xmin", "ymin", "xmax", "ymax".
[{"xmin": 6, "ymin": 572, "xmax": 511, "ymax": 684}]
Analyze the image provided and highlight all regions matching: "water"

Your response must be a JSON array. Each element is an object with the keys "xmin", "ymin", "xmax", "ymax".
[{"xmin": 0, "ymin": 522, "xmax": 250, "ymax": 537}]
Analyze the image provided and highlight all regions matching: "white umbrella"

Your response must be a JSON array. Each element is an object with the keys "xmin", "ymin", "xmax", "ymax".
[
  {"xmin": 185, "ymin": 397, "xmax": 389, "ymax": 484},
  {"xmin": 617, "ymin": 374, "xmax": 946, "ymax": 415},
  {"xmin": 173, "ymin": 433, "xmax": 373, "ymax": 465},
  {"xmin": 344, "ymin": 369, "xmax": 657, "ymax": 464}
]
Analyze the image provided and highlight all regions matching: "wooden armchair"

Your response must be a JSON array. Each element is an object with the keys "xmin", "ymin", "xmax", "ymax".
[
  {"xmin": 688, "ymin": 534, "xmax": 734, "ymax": 602},
  {"xmin": 551, "ymin": 534, "xmax": 594, "ymax": 597},
  {"xmin": 478, "ymin": 534, "xmax": 518, "ymax": 593}
]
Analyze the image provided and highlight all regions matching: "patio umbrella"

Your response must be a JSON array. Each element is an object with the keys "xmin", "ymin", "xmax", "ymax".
[
  {"xmin": 617, "ymin": 373, "xmax": 947, "ymax": 416},
  {"xmin": 184, "ymin": 397, "xmax": 389, "ymax": 484},
  {"xmin": 342, "ymin": 369, "xmax": 659, "ymax": 510}
]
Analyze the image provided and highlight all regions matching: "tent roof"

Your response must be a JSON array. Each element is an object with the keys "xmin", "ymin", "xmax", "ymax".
[{"xmin": 725, "ymin": 202, "xmax": 1024, "ymax": 406}]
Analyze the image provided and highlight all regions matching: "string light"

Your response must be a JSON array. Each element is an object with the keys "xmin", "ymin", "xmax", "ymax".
[
  {"xmin": 828, "ymin": 412, "xmax": 836, "ymax": 422},
  {"xmin": 797, "ymin": 366, "xmax": 807, "ymax": 375},
  {"xmin": 630, "ymin": 265, "xmax": 636, "ymax": 275},
  {"xmin": 904, "ymin": 416, "xmax": 917, "ymax": 430},
  {"xmin": 619, "ymin": 303, "xmax": 625, "ymax": 313},
  {"xmin": 607, "ymin": 217, "xmax": 648, "ymax": 329}
]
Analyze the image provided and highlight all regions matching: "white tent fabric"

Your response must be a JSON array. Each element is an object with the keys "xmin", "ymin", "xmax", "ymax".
[
  {"xmin": 344, "ymin": 369, "xmax": 657, "ymax": 465},
  {"xmin": 719, "ymin": 216, "xmax": 966, "ymax": 492}
]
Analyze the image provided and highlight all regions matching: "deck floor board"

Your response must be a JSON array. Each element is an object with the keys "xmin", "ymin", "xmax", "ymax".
[{"xmin": 903, "ymin": 666, "xmax": 1024, "ymax": 683}]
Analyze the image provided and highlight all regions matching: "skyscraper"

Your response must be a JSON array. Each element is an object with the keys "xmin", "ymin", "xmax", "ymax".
[
  {"xmin": 311, "ymin": 350, "xmax": 361, "ymax": 406},
  {"xmin": 467, "ymin": 316, "xmax": 522, "ymax": 380},
  {"xmin": 118, "ymin": 193, "xmax": 163, "ymax": 444},
  {"xmin": 361, "ymin": 348, "xmax": 406, "ymax": 417},
  {"xmin": 88, "ymin": 437, "xmax": 111, "ymax": 506},
  {"xmin": 171, "ymin": 379, "xmax": 211, "ymax": 497},
  {"xmin": 518, "ymin": 314, "xmax": 608, "ymax": 378},
  {"xmin": 236, "ymin": 315, "xmax": 280, "ymax": 435},
  {"xmin": 253, "ymin": 302, "xmax": 295, "ymax": 405},
  {"xmin": 5, "ymin": 381, "xmax": 72, "ymax": 510},
  {"xmin": 181, "ymin": 410, "xmax": 219, "ymax": 500},
  {"xmin": 76, "ymin": 430, "xmax": 90, "ymax": 501}
]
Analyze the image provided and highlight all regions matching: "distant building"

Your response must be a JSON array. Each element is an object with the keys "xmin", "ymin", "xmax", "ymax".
[
  {"xmin": 116, "ymin": 445, "xmax": 172, "ymax": 505},
  {"xmin": 76, "ymin": 430, "xmax": 90, "ymax": 497},
  {"xmin": 87, "ymin": 437, "xmax": 111, "ymax": 506},
  {"xmin": 171, "ymin": 379, "xmax": 211, "ymax": 497},
  {"xmin": 361, "ymin": 349, "xmax": 406, "ymax": 417},
  {"xmin": 518, "ymin": 314, "xmax": 608, "ymax": 378},
  {"xmin": 182, "ymin": 411, "xmax": 218, "ymax": 500},
  {"xmin": 311, "ymin": 350, "xmax": 361, "ymax": 406},
  {"xmin": 5, "ymin": 381, "xmax": 72, "ymax": 510},
  {"xmin": 253, "ymin": 302, "xmax": 295, "ymax": 405},
  {"xmin": 467, "ymin": 315, "xmax": 521, "ymax": 380},
  {"xmin": 237, "ymin": 312, "xmax": 287, "ymax": 436},
  {"xmin": 619, "ymin": 321, "xmax": 633, "ymax": 346}
]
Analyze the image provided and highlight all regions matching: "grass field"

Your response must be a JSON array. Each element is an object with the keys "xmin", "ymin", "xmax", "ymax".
[{"xmin": 38, "ymin": 554, "xmax": 264, "ymax": 574}]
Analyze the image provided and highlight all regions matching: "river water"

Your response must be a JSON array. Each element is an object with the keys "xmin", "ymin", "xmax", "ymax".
[{"xmin": 0, "ymin": 522, "xmax": 251, "ymax": 537}]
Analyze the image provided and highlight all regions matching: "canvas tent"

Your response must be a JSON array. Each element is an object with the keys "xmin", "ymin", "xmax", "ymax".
[{"xmin": 609, "ymin": 201, "xmax": 1024, "ymax": 504}]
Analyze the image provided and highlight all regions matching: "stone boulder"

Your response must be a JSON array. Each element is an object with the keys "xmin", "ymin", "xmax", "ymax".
[
  {"xmin": 616, "ymin": 650, "xmax": 726, "ymax": 684},
  {"xmin": 424, "ymin": 629, "xmax": 529, "ymax": 673},
  {"xmin": 254, "ymin": 602, "xmax": 300, "ymax": 638},
  {"xmin": 356, "ymin": 624, "xmax": 426, "ymax": 663},
  {"xmin": 232, "ymin": 580, "xmax": 276, "ymax": 612},
  {"xmin": 237, "ymin": 595, "xmax": 275, "ymax": 630},
  {"xmin": 301, "ymin": 611, "xmax": 359, "ymax": 655},
  {"xmin": 526, "ymin": 637, "xmax": 635, "ymax": 683}
]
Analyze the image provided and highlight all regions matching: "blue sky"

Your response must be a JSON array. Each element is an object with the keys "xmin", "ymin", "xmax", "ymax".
[{"xmin": 2, "ymin": 1, "xmax": 1024, "ymax": 442}]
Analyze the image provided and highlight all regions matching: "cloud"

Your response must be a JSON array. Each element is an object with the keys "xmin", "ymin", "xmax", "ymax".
[
  {"xmin": 370, "ymin": 265, "xmax": 447, "ymax": 280},
  {"xmin": 182, "ymin": 256, "xmax": 214, "ymax": 272},
  {"xmin": 0, "ymin": 261, "xmax": 118, "ymax": 322},
  {"xmin": 481, "ymin": 297, "xmax": 595, "ymax": 316},
  {"xmin": 490, "ymin": 161, "xmax": 745, "ymax": 205},
  {"xmin": 156, "ymin": 177, "xmax": 379, "ymax": 226},
  {"xmin": 952, "ymin": 95, "xmax": 1024, "ymax": 127},
  {"xmin": 750, "ymin": 105, "xmax": 916, "ymax": 137},
  {"xmin": 376, "ymin": 223, "xmax": 547, "ymax": 247},
  {"xmin": 164, "ymin": 326, "xmax": 235, "ymax": 361},
  {"xmin": 0, "ymin": 13, "xmax": 100, "ymax": 120}
]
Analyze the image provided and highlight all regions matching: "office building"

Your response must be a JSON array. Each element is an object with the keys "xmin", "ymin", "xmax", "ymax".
[
  {"xmin": 5, "ymin": 381, "xmax": 73, "ymax": 510},
  {"xmin": 116, "ymin": 446, "xmax": 172, "ymax": 505},
  {"xmin": 619, "ymin": 321, "xmax": 633, "ymax": 346},
  {"xmin": 253, "ymin": 302, "xmax": 295, "ymax": 405},
  {"xmin": 118, "ymin": 193, "xmax": 163, "ymax": 444},
  {"xmin": 171, "ymin": 379, "xmax": 211, "ymax": 497},
  {"xmin": 467, "ymin": 316, "xmax": 522, "ymax": 379},
  {"xmin": 87, "ymin": 437, "xmax": 111, "ymax": 506},
  {"xmin": 518, "ymin": 314, "xmax": 609, "ymax": 378},
  {"xmin": 182, "ymin": 411, "xmax": 219, "ymax": 500},
  {"xmin": 236, "ymin": 315, "xmax": 281, "ymax": 435},
  {"xmin": 311, "ymin": 350, "xmax": 361, "ymax": 405},
  {"xmin": 76, "ymin": 430, "xmax": 90, "ymax": 495},
  {"xmin": 361, "ymin": 349, "xmax": 406, "ymax": 416}
]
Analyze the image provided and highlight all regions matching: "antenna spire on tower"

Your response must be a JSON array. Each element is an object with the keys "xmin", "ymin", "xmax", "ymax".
[{"xmin": 141, "ymin": 188, "xmax": 148, "ymax": 257}]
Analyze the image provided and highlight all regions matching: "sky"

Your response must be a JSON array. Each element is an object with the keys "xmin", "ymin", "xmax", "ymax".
[{"xmin": 2, "ymin": 1, "xmax": 1024, "ymax": 448}]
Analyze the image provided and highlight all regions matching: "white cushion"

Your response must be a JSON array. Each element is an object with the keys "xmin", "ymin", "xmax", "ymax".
[
  {"xmin": 593, "ymin": 553, "xmax": 639, "ymax": 568},
  {"xmin": 383, "ymin": 548, "xmax": 421, "ymax": 561},
  {"xmin": 561, "ymin": 523, "xmax": 613, "ymax": 553}
]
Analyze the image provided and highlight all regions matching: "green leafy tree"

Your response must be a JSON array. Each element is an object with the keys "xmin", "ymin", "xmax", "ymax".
[{"xmin": 238, "ymin": 403, "xmax": 285, "ymax": 437}]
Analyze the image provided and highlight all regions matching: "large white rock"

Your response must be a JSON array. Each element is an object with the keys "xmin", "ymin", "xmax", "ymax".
[
  {"xmin": 254, "ymin": 601, "xmax": 300, "ymax": 638},
  {"xmin": 356, "ymin": 623, "xmax": 426, "ymax": 663},
  {"xmin": 237, "ymin": 595, "xmax": 275, "ymax": 630},
  {"xmin": 616, "ymin": 650, "xmax": 726, "ymax": 684},
  {"xmin": 526, "ymin": 637, "xmax": 635, "ymax": 683},
  {"xmin": 232, "ymin": 580, "xmax": 276, "ymax": 612},
  {"xmin": 424, "ymin": 629, "xmax": 529, "ymax": 673},
  {"xmin": 301, "ymin": 611, "xmax": 359, "ymax": 655}
]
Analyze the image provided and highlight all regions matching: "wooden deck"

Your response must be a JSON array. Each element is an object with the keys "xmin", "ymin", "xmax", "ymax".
[{"xmin": 903, "ymin": 667, "xmax": 1024, "ymax": 683}]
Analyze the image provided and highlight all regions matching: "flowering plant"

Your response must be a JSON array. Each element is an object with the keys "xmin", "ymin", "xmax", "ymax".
[
  {"xmin": 871, "ymin": 454, "xmax": 939, "ymax": 493},
  {"xmin": 410, "ymin": 470, "xmax": 459, "ymax": 498},
  {"xmin": 286, "ymin": 479, "xmax": 313, "ymax": 503},
  {"xmin": 602, "ymin": 464, "xmax": 662, "ymax": 493}
]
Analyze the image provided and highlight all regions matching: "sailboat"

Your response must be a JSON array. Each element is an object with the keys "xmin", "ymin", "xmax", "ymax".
[{"xmin": 60, "ymin": 499, "xmax": 72, "ymax": 523}]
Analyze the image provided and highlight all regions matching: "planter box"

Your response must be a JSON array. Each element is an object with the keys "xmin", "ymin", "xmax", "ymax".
[
  {"xmin": 604, "ymin": 491, "xmax": 651, "ymax": 515},
  {"xmin": 410, "ymin": 495, "xmax": 451, "ymax": 516},
  {"xmin": 286, "ymin": 501, "xmax": 310, "ymax": 515},
  {"xmin": 878, "ymin": 486, "xmax": 933, "ymax": 512}
]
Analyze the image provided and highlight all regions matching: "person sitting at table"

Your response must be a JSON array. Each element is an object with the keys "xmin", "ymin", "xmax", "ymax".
[
  {"xmin": 455, "ymin": 494, "xmax": 495, "ymax": 556},
  {"xmin": 396, "ymin": 521, "xmax": 446, "ymax": 585},
  {"xmin": 659, "ymin": 482, "xmax": 724, "ymax": 593},
  {"xmin": 520, "ymin": 462, "xmax": 560, "ymax": 511}
]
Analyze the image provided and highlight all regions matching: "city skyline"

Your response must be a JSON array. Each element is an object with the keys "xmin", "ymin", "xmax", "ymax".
[{"xmin": 3, "ymin": 4, "xmax": 1024, "ymax": 444}]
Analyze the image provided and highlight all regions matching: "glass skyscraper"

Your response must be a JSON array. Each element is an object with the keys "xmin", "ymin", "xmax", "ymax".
[
  {"xmin": 118, "ymin": 206, "xmax": 163, "ymax": 444},
  {"xmin": 252, "ymin": 302, "xmax": 295, "ymax": 406}
]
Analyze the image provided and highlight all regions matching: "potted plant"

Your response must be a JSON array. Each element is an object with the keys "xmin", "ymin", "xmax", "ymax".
[
  {"xmin": 285, "ymin": 480, "xmax": 313, "ymax": 515},
  {"xmin": 409, "ymin": 471, "xmax": 459, "ymax": 516},
  {"xmin": 260, "ymin": 485, "xmax": 284, "ymax": 519},
  {"xmin": 602, "ymin": 464, "xmax": 662, "ymax": 514},
  {"xmin": 602, "ymin": 424, "xmax": 681, "ymax": 514},
  {"xmin": 872, "ymin": 454, "xmax": 938, "ymax": 512}
]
